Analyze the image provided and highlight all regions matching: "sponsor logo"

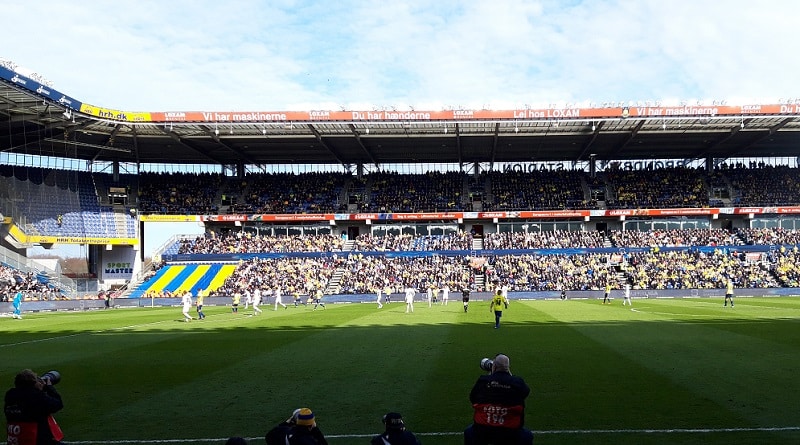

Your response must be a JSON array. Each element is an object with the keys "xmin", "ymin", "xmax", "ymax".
[
  {"xmin": 58, "ymin": 95, "xmax": 73, "ymax": 106},
  {"xmin": 10, "ymin": 74, "xmax": 26, "ymax": 85},
  {"xmin": 36, "ymin": 85, "xmax": 51, "ymax": 96},
  {"xmin": 165, "ymin": 112, "xmax": 186, "ymax": 120},
  {"xmin": 453, "ymin": 110, "xmax": 474, "ymax": 117}
]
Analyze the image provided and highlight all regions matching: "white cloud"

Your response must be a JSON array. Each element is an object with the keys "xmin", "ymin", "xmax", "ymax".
[{"xmin": 3, "ymin": 0, "xmax": 798, "ymax": 111}]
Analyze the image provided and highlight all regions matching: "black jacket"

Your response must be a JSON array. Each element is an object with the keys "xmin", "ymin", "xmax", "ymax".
[
  {"xmin": 469, "ymin": 371, "xmax": 530, "ymax": 428},
  {"xmin": 285, "ymin": 425, "xmax": 328, "ymax": 445},
  {"xmin": 4, "ymin": 384, "xmax": 64, "ymax": 445}
]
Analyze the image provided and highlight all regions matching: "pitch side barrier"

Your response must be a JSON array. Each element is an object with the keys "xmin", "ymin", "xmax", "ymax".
[
  {"xmin": 4, "ymin": 288, "xmax": 800, "ymax": 314},
  {"xmin": 160, "ymin": 244, "xmax": 785, "ymax": 263}
]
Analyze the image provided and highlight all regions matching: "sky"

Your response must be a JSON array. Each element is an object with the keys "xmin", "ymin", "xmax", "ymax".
[
  {"xmin": 4, "ymin": 0, "xmax": 800, "ymax": 114},
  {"xmin": 6, "ymin": 0, "xmax": 800, "ymax": 258}
]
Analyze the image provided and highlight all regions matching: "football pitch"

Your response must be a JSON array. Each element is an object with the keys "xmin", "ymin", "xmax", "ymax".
[{"xmin": 2, "ymin": 297, "xmax": 800, "ymax": 445}]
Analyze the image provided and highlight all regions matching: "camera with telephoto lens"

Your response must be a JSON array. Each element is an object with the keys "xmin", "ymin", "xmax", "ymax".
[
  {"xmin": 40, "ymin": 370, "xmax": 61, "ymax": 385},
  {"xmin": 480, "ymin": 358, "xmax": 494, "ymax": 372}
]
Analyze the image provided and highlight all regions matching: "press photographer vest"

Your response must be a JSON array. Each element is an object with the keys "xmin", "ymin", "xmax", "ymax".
[{"xmin": 472, "ymin": 403, "xmax": 524, "ymax": 429}]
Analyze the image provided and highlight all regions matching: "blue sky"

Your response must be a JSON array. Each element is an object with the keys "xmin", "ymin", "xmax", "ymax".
[
  {"xmin": 6, "ymin": 0, "xmax": 800, "ymax": 258},
  {"xmin": 4, "ymin": 0, "xmax": 800, "ymax": 113}
]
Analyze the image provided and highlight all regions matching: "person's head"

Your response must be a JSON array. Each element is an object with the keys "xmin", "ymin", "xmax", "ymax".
[
  {"xmin": 14, "ymin": 369, "xmax": 40, "ymax": 389},
  {"xmin": 492, "ymin": 354, "xmax": 511, "ymax": 374},
  {"xmin": 382, "ymin": 412, "xmax": 405, "ymax": 431},
  {"xmin": 294, "ymin": 408, "xmax": 316, "ymax": 428},
  {"xmin": 225, "ymin": 437, "xmax": 248, "ymax": 445}
]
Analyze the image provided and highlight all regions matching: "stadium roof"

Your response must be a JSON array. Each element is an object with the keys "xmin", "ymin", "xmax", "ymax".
[{"xmin": 3, "ymin": 68, "xmax": 800, "ymax": 168}]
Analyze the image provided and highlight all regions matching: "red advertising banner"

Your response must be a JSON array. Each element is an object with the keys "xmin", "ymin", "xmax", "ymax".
[{"xmin": 145, "ymin": 104, "xmax": 800, "ymax": 124}]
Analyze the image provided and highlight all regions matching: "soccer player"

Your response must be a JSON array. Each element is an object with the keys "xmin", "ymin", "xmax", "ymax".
[
  {"xmin": 462, "ymin": 287, "xmax": 470, "ymax": 312},
  {"xmin": 442, "ymin": 284, "xmax": 450, "ymax": 306},
  {"xmin": 376, "ymin": 288, "xmax": 383, "ymax": 309},
  {"xmin": 11, "ymin": 288, "xmax": 23, "ymax": 319},
  {"xmin": 724, "ymin": 278, "xmax": 735, "ymax": 307},
  {"xmin": 622, "ymin": 283, "xmax": 632, "ymax": 306},
  {"xmin": 181, "ymin": 291, "xmax": 193, "ymax": 322},
  {"xmin": 274, "ymin": 287, "xmax": 287, "ymax": 310},
  {"xmin": 404, "ymin": 286, "xmax": 416, "ymax": 313},
  {"xmin": 426, "ymin": 286, "xmax": 433, "ymax": 308},
  {"xmin": 243, "ymin": 290, "xmax": 252, "ymax": 309},
  {"xmin": 384, "ymin": 285, "xmax": 393, "ymax": 304},
  {"xmin": 252, "ymin": 287, "xmax": 263, "ymax": 315},
  {"xmin": 489, "ymin": 289, "xmax": 507, "ymax": 329},
  {"xmin": 602, "ymin": 281, "xmax": 612, "ymax": 304},
  {"xmin": 313, "ymin": 288, "xmax": 326, "ymax": 310},
  {"xmin": 232, "ymin": 291, "xmax": 241, "ymax": 313},
  {"xmin": 196, "ymin": 288, "xmax": 206, "ymax": 319}
]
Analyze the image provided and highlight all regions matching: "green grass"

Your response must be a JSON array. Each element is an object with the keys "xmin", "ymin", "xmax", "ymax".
[{"xmin": 3, "ymin": 297, "xmax": 800, "ymax": 445}]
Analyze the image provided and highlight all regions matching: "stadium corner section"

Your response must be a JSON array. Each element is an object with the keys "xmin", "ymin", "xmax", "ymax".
[{"xmin": 129, "ymin": 263, "xmax": 235, "ymax": 299}]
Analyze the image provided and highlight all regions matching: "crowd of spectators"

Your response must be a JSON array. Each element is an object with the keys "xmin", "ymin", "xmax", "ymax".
[
  {"xmin": 229, "ymin": 172, "xmax": 351, "ymax": 214},
  {"xmin": 336, "ymin": 254, "xmax": 471, "ymax": 295},
  {"xmin": 488, "ymin": 253, "xmax": 617, "ymax": 291},
  {"xmin": 0, "ymin": 264, "xmax": 64, "ymax": 301},
  {"xmin": 484, "ymin": 170, "xmax": 587, "ymax": 211},
  {"xmin": 352, "ymin": 231, "xmax": 473, "ymax": 252},
  {"xmin": 605, "ymin": 167, "xmax": 710, "ymax": 209},
  {"xmin": 215, "ymin": 257, "xmax": 339, "ymax": 298},
  {"xmin": 726, "ymin": 164, "xmax": 800, "ymax": 206},
  {"xmin": 483, "ymin": 230, "xmax": 605, "ymax": 249},
  {"xmin": 736, "ymin": 227, "xmax": 800, "ymax": 245},
  {"xmin": 610, "ymin": 228, "xmax": 738, "ymax": 247},
  {"xmin": 137, "ymin": 172, "xmax": 223, "ymax": 214},
  {"xmin": 624, "ymin": 249, "xmax": 780, "ymax": 289},
  {"xmin": 178, "ymin": 232, "xmax": 345, "ymax": 254},
  {"xmin": 772, "ymin": 248, "xmax": 800, "ymax": 287},
  {"xmin": 364, "ymin": 171, "xmax": 467, "ymax": 212}
]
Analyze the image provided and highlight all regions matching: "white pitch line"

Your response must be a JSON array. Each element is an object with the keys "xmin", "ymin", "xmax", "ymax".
[{"xmin": 28, "ymin": 426, "xmax": 800, "ymax": 444}]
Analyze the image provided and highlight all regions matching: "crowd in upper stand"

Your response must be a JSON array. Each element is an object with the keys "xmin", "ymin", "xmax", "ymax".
[
  {"xmin": 7, "ymin": 165, "xmax": 800, "ymax": 227},
  {"xmin": 131, "ymin": 164, "xmax": 800, "ymax": 215},
  {"xmin": 137, "ymin": 172, "xmax": 223, "ymax": 214},
  {"xmin": 485, "ymin": 170, "xmax": 588, "ymax": 211},
  {"xmin": 604, "ymin": 167, "xmax": 710, "ymax": 209},
  {"xmin": 227, "ymin": 172, "xmax": 351, "ymax": 214},
  {"xmin": 362, "ymin": 171, "xmax": 467, "ymax": 212},
  {"xmin": 725, "ymin": 164, "xmax": 800, "ymax": 206}
]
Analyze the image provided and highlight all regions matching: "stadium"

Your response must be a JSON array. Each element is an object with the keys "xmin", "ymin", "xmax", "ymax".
[{"xmin": 3, "ymin": 53, "xmax": 800, "ymax": 445}]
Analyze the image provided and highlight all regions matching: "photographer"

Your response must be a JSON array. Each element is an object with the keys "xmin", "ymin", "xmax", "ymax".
[
  {"xmin": 465, "ymin": 355, "xmax": 533, "ymax": 445},
  {"xmin": 266, "ymin": 408, "xmax": 327, "ymax": 445},
  {"xmin": 370, "ymin": 412, "xmax": 421, "ymax": 445},
  {"xmin": 4, "ymin": 369, "xmax": 64, "ymax": 445}
]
